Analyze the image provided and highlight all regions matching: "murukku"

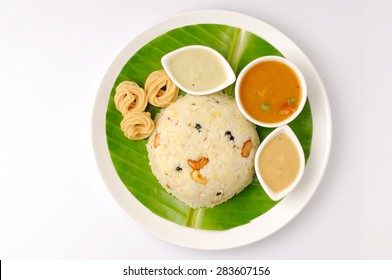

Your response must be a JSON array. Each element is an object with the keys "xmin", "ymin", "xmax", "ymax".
[
  {"xmin": 120, "ymin": 111, "xmax": 154, "ymax": 140},
  {"xmin": 114, "ymin": 81, "xmax": 147, "ymax": 116},
  {"xmin": 145, "ymin": 70, "xmax": 179, "ymax": 107}
]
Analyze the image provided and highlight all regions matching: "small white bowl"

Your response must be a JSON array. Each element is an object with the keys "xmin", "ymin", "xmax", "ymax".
[
  {"xmin": 161, "ymin": 45, "xmax": 236, "ymax": 95},
  {"xmin": 255, "ymin": 125, "xmax": 305, "ymax": 201},
  {"xmin": 235, "ymin": 56, "xmax": 307, "ymax": 127}
]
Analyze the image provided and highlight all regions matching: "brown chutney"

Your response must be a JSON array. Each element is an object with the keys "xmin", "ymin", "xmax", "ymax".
[{"xmin": 258, "ymin": 132, "xmax": 300, "ymax": 192}]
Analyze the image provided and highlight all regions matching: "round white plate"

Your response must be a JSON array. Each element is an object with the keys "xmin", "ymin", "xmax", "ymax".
[{"xmin": 92, "ymin": 10, "xmax": 332, "ymax": 250}]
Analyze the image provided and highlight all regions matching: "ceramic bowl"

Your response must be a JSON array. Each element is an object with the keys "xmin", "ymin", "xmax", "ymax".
[
  {"xmin": 235, "ymin": 56, "xmax": 307, "ymax": 127},
  {"xmin": 254, "ymin": 125, "xmax": 305, "ymax": 201},
  {"xmin": 161, "ymin": 45, "xmax": 236, "ymax": 95}
]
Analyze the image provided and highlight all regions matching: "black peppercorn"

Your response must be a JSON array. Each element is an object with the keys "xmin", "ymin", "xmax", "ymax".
[
  {"xmin": 225, "ymin": 131, "xmax": 235, "ymax": 141},
  {"xmin": 195, "ymin": 123, "xmax": 202, "ymax": 132}
]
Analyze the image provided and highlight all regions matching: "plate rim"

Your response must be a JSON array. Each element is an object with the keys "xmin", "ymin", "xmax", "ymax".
[{"xmin": 92, "ymin": 9, "xmax": 332, "ymax": 250}]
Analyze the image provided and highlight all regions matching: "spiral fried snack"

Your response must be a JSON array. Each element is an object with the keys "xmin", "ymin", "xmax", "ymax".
[
  {"xmin": 114, "ymin": 81, "xmax": 148, "ymax": 116},
  {"xmin": 145, "ymin": 70, "xmax": 179, "ymax": 107},
  {"xmin": 120, "ymin": 111, "xmax": 155, "ymax": 140}
]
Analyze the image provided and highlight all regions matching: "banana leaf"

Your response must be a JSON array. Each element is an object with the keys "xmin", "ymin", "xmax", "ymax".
[{"xmin": 105, "ymin": 24, "xmax": 313, "ymax": 230}]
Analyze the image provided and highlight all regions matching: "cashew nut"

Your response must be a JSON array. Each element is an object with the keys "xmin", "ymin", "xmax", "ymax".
[
  {"xmin": 153, "ymin": 133, "xmax": 160, "ymax": 148},
  {"xmin": 188, "ymin": 157, "xmax": 209, "ymax": 170},
  {"xmin": 191, "ymin": 170, "xmax": 207, "ymax": 184},
  {"xmin": 241, "ymin": 139, "xmax": 252, "ymax": 158}
]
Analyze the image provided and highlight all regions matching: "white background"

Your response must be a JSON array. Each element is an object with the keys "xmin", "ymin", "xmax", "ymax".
[{"xmin": 0, "ymin": 0, "xmax": 390, "ymax": 259}]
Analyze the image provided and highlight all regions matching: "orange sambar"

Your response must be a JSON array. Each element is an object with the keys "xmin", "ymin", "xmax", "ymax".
[{"xmin": 239, "ymin": 60, "xmax": 301, "ymax": 124}]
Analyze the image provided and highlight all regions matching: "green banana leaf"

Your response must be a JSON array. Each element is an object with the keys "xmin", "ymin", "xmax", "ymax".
[{"xmin": 105, "ymin": 24, "xmax": 313, "ymax": 230}]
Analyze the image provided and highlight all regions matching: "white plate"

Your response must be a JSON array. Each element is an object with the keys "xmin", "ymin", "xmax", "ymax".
[{"xmin": 92, "ymin": 10, "xmax": 332, "ymax": 250}]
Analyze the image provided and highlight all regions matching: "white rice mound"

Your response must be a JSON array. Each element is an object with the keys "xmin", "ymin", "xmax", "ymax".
[{"xmin": 147, "ymin": 92, "xmax": 260, "ymax": 208}]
